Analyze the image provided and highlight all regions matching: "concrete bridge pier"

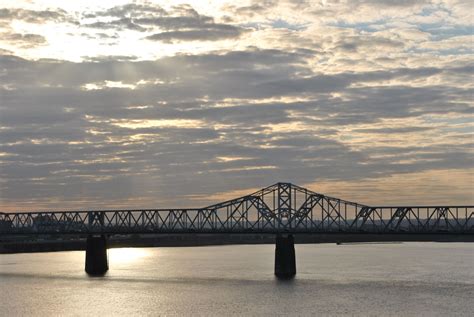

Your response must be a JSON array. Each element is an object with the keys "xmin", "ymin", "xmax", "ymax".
[
  {"xmin": 85, "ymin": 235, "xmax": 108, "ymax": 275},
  {"xmin": 274, "ymin": 234, "xmax": 296, "ymax": 278}
]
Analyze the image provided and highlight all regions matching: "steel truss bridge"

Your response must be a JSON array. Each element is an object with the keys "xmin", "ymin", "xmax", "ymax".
[
  {"xmin": 1, "ymin": 182, "xmax": 473, "ymax": 235},
  {"xmin": 1, "ymin": 182, "xmax": 473, "ymax": 277}
]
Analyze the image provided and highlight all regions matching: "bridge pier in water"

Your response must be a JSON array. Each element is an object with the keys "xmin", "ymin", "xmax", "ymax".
[
  {"xmin": 274, "ymin": 234, "xmax": 296, "ymax": 278},
  {"xmin": 85, "ymin": 235, "xmax": 108, "ymax": 275}
]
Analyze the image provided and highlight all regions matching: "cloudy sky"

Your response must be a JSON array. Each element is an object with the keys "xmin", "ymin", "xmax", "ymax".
[{"xmin": 0, "ymin": 0, "xmax": 473, "ymax": 210}]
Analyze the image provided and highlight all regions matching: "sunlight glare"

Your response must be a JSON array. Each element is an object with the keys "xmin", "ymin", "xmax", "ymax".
[{"xmin": 108, "ymin": 248, "xmax": 150, "ymax": 264}]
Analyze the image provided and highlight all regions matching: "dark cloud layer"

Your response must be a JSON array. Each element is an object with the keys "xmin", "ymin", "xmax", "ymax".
[{"xmin": 0, "ymin": 46, "xmax": 472, "ymax": 208}]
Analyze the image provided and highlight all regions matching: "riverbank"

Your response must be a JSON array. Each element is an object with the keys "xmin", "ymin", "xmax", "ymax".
[{"xmin": 1, "ymin": 233, "xmax": 473, "ymax": 254}]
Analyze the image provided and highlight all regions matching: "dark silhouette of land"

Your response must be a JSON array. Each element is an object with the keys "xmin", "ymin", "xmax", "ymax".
[{"xmin": 2, "ymin": 233, "xmax": 473, "ymax": 254}]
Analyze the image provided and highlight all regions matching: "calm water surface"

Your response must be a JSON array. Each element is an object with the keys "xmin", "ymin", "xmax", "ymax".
[{"xmin": 1, "ymin": 242, "xmax": 473, "ymax": 316}]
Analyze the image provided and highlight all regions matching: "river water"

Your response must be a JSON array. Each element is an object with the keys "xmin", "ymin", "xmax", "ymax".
[{"xmin": 1, "ymin": 242, "xmax": 473, "ymax": 316}]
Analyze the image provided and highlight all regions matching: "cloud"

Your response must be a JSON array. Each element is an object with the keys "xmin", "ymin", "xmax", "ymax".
[
  {"xmin": 0, "ymin": 8, "xmax": 73, "ymax": 24},
  {"xmin": 82, "ymin": 3, "xmax": 250, "ymax": 42},
  {"xmin": 0, "ymin": 1, "xmax": 473, "ymax": 209},
  {"xmin": 353, "ymin": 0, "xmax": 429, "ymax": 7},
  {"xmin": 351, "ymin": 127, "xmax": 434, "ymax": 134},
  {"xmin": 0, "ymin": 47, "xmax": 13, "ymax": 54},
  {"xmin": 0, "ymin": 33, "xmax": 47, "ymax": 48},
  {"xmin": 134, "ymin": 15, "xmax": 214, "ymax": 30},
  {"xmin": 1, "ymin": 46, "xmax": 472, "ymax": 209},
  {"xmin": 83, "ymin": 18, "xmax": 146, "ymax": 32},
  {"xmin": 145, "ymin": 25, "xmax": 248, "ymax": 42},
  {"xmin": 223, "ymin": 1, "xmax": 278, "ymax": 18},
  {"xmin": 83, "ymin": 3, "xmax": 167, "ymax": 19}
]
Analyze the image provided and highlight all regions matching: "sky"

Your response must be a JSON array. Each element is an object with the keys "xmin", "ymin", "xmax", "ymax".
[{"xmin": 0, "ymin": 0, "xmax": 473, "ymax": 210}]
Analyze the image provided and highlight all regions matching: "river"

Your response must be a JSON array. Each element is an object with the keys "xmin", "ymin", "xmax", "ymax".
[{"xmin": 1, "ymin": 242, "xmax": 473, "ymax": 316}]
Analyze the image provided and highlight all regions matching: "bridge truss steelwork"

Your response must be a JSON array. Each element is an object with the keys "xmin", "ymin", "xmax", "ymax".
[{"xmin": 1, "ymin": 183, "xmax": 473, "ymax": 235}]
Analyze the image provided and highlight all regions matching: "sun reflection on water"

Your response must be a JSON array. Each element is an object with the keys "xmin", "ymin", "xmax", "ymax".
[{"xmin": 108, "ymin": 248, "xmax": 150, "ymax": 264}]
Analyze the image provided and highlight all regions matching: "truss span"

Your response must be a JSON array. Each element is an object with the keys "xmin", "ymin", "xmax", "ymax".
[{"xmin": 1, "ymin": 182, "xmax": 473, "ymax": 235}]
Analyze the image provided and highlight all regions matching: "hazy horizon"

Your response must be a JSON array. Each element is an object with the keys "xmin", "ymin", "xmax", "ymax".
[{"xmin": 0, "ymin": 0, "xmax": 473, "ymax": 211}]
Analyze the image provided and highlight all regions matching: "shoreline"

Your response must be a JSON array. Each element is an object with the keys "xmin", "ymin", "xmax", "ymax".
[{"xmin": 1, "ymin": 233, "xmax": 473, "ymax": 254}]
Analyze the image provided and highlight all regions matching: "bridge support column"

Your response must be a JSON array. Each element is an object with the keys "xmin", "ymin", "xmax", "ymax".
[
  {"xmin": 85, "ymin": 235, "xmax": 108, "ymax": 275},
  {"xmin": 274, "ymin": 234, "xmax": 296, "ymax": 278}
]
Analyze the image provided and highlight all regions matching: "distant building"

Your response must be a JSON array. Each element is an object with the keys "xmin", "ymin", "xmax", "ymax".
[{"xmin": 33, "ymin": 214, "xmax": 84, "ymax": 232}]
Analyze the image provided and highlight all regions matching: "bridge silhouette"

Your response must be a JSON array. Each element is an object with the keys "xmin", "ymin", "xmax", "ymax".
[{"xmin": 1, "ymin": 182, "xmax": 473, "ymax": 277}]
